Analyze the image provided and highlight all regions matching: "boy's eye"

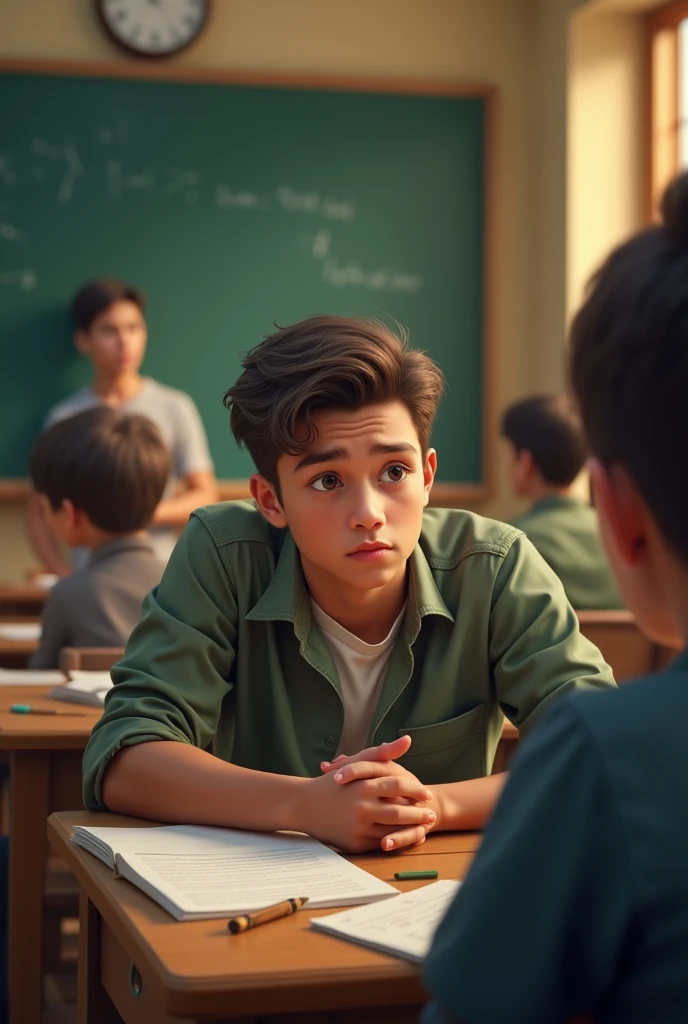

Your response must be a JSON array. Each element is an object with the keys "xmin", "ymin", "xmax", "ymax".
[
  {"xmin": 311, "ymin": 473, "xmax": 341, "ymax": 492},
  {"xmin": 380, "ymin": 464, "xmax": 408, "ymax": 483}
]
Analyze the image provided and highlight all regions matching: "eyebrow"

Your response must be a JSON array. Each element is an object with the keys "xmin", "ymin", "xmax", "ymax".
[{"xmin": 294, "ymin": 441, "xmax": 419, "ymax": 472}]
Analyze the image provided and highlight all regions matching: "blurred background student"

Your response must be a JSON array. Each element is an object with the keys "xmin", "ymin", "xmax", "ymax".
[
  {"xmin": 28, "ymin": 407, "xmax": 169, "ymax": 668},
  {"xmin": 27, "ymin": 277, "xmax": 218, "ymax": 576},
  {"xmin": 502, "ymin": 394, "xmax": 623, "ymax": 610}
]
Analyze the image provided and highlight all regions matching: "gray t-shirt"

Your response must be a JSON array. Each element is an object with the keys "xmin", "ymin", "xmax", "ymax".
[
  {"xmin": 45, "ymin": 377, "xmax": 214, "ymax": 563},
  {"xmin": 29, "ymin": 535, "xmax": 164, "ymax": 669}
]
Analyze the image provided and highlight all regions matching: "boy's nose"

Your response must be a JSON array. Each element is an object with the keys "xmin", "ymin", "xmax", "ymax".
[{"xmin": 349, "ymin": 487, "xmax": 385, "ymax": 530}]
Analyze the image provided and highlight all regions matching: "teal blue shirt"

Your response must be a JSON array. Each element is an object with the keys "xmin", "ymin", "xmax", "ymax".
[{"xmin": 423, "ymin": 651, "xmax": 688, "ymax": 1023}]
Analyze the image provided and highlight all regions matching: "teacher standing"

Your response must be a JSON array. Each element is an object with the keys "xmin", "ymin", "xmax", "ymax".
[{"xmin": 28, "ymin": 277, "xmax": 218, "ymax": 575}]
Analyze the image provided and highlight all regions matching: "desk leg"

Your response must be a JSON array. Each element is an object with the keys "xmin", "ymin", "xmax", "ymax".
[
  {"xmin": 8, "ymin": 750, "xmax": 49, "ymax": 1024},
  {"xmin": 78, "ymin": 893, "xmax": 121, "ymax": 1024}
]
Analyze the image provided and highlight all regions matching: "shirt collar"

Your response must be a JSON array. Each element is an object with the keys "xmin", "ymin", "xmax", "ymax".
[{"xmin": 245, "ymin": 532, "xmax": 454, "ymax": 642}]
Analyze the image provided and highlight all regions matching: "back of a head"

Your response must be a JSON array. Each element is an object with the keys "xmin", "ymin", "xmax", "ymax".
[
  {"xmin": 224, "ymin": 314, "xmax": 445, "ymax": 484},
  {"xmin": 501, "ymin": 395, "xmax": 587, "ymax": 486},
  {"xmin": 30, "ymin": 407, "xmax": 170, "ymax": 534},
  {"xmin": 570, "ymin": 170, "xmax": 688, "ymax": 562},
  {"xmin": 71, "ymin": 277, "xmax": 146, "ymax": 331}
]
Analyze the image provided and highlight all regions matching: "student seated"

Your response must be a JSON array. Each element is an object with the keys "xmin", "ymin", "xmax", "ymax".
[
  {"xmin": 83, "ymin": 316, "xmax": 614, "ymax": 854},
  {"xmin": 27, "ymin": 276, "xmax": 218, "ymax": 575},
  {"xmin": 502, "ymin": 394, "xmax": 623, "ymax": 609},
  {"xmin": 422, "ymin": 173, "xmax": 688, "ymax": 1023},
  {"xmin": 28, "ymin": 407, "xmax": 170, "ymax": 669}
]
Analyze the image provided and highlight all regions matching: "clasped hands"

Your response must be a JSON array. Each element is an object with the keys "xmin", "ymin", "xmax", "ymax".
[{"xmin": 297, "ymin": 735, "xmax": 440, "ymax": 854}]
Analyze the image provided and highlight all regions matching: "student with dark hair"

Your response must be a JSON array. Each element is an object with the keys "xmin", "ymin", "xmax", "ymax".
[
  {"xmin": 422, "ymin": 172, "xmax": 688, "ymax": 1023},
  {"xmin": 28, "ymin": 406, "xmax": 170, "ymax": 668},
  {"xmin": 502, "ymin": 394, "xmax": 623, "ymax": 608},
  {"xmin": 27, "ymin": 277, "xmax": 218, "ymax": 576},
  {"xmin": 82, "ymin": 314, "xmax": 614, "ymax": 853}
]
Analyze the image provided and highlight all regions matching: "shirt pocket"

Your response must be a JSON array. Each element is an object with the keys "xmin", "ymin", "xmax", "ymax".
[{"xmin": 397, "ymin": 704, "xmax": 486, "ymax": 784}]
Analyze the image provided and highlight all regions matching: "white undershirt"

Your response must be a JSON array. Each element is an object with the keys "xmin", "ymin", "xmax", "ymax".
[{"xmin": 310, "ymin": 600, "xmax": 407, "ymax": 756}]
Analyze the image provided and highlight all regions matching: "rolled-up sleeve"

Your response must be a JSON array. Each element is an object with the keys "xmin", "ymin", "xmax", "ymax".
[
  {"xmin": 489, "ymin": 534, "xmax": 616, "ymax": 734},
  {"xmin": 82, "ymin": 514, "xmax": 237, "ymax": 810}
]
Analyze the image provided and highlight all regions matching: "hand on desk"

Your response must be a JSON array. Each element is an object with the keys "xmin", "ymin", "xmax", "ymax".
[
  {"xmin": 320, "ymin": 735, "xmax": 440, "ymax": 853},
  {"xmin": 294, "ymin": 743, "xmax": 435, "ymax": 854}
]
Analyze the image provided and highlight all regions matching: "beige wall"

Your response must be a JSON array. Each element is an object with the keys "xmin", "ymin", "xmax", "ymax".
[{"xmin": 568, "ymin": 7, "xmax": 646, "ymax": 317}]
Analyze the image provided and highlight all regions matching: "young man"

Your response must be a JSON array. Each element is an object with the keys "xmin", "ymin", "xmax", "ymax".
[
  {"xmin": 83, "ymin": 315, "xmax": 614, "ymax": 855},
  {"xmin": 502, "ymin": 394, "xmax": 623, "ymax": 609},
  {"xmin": 422, "ymin": 173, "xmax": 688, "ymax": 1022},
  {"xmin": 28, "ymin": 407, "xmax": 170, "ymax": 668},
  {"xmin": 27, "ymin": 277, "xmax": 218, "ymax": 575}
]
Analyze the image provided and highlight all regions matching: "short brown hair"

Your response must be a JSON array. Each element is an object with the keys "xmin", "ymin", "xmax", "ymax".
[
  {"xmin": 224, "ymin": 315, "xmax": 445, "ymax": 485},
  {"xmin": 30, "ymin": 407, "xmax": 170, "ymax": 534},
  {"xmin": 71, "ymin": 277, "xmax": 146, "ymax": 332},
  {"xmin": 501, "ymin": 395, "xmax": 587, "ymax": 486}
]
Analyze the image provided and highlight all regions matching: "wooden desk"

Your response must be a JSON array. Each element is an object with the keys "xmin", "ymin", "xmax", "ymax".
[
  {"xmin": 0, "ymin": 618, "xmax": 40, "ymax": 668},
  {"xmin": 48, "ymin": 811, "xmax": 481, "ymax": 1024},
  {"xmin": 0, "ymin": 685, "xmax": 101, "ymax": 1024},
  {"xmin": 0, "ymin": 582, "xmax": 50, "ymax": 617}
]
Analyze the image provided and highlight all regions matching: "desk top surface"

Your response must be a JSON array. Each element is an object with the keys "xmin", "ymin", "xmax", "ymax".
[
  {"xmin": 49, "ymin": 810, "xmax": 480, "ymax": 1017},
  {"xmin": 0, "ymin": 582, "xmax": 50, "ymax": 605},
  {"xmin": 0, "ymin": 684, "xmax": 100, "ymax": 749}
]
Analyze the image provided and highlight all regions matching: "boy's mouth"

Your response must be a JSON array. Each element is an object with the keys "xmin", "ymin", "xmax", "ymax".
[{"xmin": 347, "ymin": 542, "xmax": 393, "ymax": 560}]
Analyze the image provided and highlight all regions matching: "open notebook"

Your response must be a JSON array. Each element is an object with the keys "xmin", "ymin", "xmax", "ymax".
[
  {"xmin": 50, "ymin": 671, "xmax": 113, "ymax": 707},
  {"xmin": 71, "ymin": 824, "xmax": 398, "ymax": 921},
  {"xmin": 312, "ymin": 880, "xmax": 460, "ymax": 962}
]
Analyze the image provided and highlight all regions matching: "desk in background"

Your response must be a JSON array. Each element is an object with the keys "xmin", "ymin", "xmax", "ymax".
[
  {"xmin": 0, "ymin": 618, "xmax": 40, "ymax": 668},
  {"xmin": 49, "ymin": 811, "xmax": 481, "ymax": 1024},
  {"xmin": 0, "ymin": 684, "xmax": 101, "ymax": 1024},
  {"xmin": 0, "ymin": 582, "xmax": 49, "ymax": 617}
]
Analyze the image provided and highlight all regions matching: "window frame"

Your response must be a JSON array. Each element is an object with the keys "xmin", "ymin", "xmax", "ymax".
[{"xmin": 647, "ymin": 0, "xmax": 688, "ymax": 219}]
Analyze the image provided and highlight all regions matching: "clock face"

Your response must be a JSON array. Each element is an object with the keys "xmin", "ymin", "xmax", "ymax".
[{"xmin": 97, "ymin": 0, "xmax": 210, "ymax": 57}]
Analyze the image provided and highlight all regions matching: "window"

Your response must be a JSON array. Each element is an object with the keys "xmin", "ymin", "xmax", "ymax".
[{"xmin": 648, "ymin": 1, "xmax": 688, "ymax": 216}]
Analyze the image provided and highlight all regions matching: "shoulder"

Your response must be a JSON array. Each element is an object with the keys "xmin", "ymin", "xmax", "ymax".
[
  {"xmin": 142, "ymin": 378, "xmax": 200, "ymax": 414},
  {"xmin": 191, "ymin": 500, "xmax": 284, "ymax": 552},
  {"xmin": 44, "ymin": 389, "xmax": 96, "ymax": 427},
  {"xmin": 568, "ymin": 665, "xmax": 684, "ymax": 744},
  {"xmin": 420, "ymin": 507, "xmax": 523, "ymax": 567},
  {"xmin": 43, "ymin": 569, "xmax": 90, "ymax": 612}
]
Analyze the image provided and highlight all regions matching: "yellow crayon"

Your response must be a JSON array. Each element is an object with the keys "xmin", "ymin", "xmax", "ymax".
[{"xmin": 228, "ymin": 896, "xmax": 309, "ymax": 934}]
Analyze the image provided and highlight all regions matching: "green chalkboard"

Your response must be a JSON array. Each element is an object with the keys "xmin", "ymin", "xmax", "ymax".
[{"xmin": 0, "ymin": 65, "xmax": 489, "ymax": 490}]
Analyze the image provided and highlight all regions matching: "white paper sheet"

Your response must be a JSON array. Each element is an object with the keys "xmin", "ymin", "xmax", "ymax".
[
  {"xmin": 0, "ymin": 669, "xmax": 64, "ymax": 686},
  {"xmin": 312, "ymin": 879, "xmax": 460, "ymax": 962},
  {"xmin": 0, "ymin": 623, "xmax": 41, "ymax": 641}
]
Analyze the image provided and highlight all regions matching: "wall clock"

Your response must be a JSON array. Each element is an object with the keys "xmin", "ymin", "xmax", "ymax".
[{"xmin": 96, "ymin": 0, "xmax": 211, "ymax": 58}]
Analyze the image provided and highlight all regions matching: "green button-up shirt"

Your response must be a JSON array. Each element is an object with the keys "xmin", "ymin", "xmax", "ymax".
[
  {"xmin": 512, "ymin": 495, "xmax": 624, "ymax": 610},
  {"xmin": 83, "ymin": 501, "xmax": 616, "ymax": 810}
]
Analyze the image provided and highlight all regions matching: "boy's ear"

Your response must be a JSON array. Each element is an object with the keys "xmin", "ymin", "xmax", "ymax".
[
  {"xmin": 250, "ymin": 474, "xmax": 288, "ymax": 529},
  {"xmin": 422, "ymin": 449, "xmax": 437, "ymax": 507},
  {"xmin": 589, "ymin": 459, "xmax": 647, "ymax": 567},
  {"xmin": 59, "ymin": 498, "xmax": 81, "ymax": 533},
  {"xmin": 73, "ymin": 330, "xmax": 90, "ymax": 356}
]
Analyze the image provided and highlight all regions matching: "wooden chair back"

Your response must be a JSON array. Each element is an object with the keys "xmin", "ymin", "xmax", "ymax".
[
  {"xmin": 576, "ymin": 610, "xmax": 676, "ymax": 682},
  {"xmin": 58, "ymin": 647, "xmax": 124, "ymax": 673}
]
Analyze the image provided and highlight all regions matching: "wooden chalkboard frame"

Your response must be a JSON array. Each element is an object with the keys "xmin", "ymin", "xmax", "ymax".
[{"xmin": 0, "ymin": 58, "xmax": 496, "ymax": 508}]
